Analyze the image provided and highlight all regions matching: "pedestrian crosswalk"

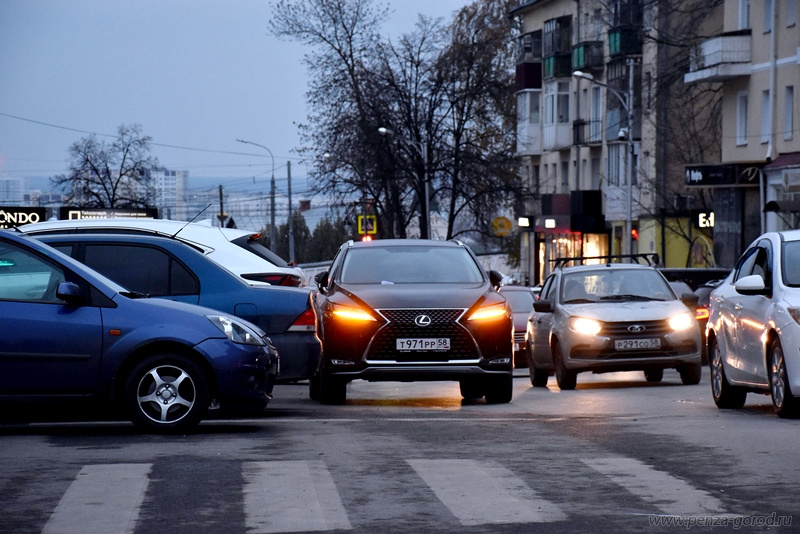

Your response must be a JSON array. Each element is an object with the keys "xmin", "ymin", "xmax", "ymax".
[{"xmin": 35, "ymin": 456, "xmax": 729, "ymax": 533}]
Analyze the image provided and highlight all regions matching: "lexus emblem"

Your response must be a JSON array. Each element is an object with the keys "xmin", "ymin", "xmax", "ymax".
[
  {"xmin": 628, "ymin": 324, "xmax": 646, "ymax": 333},
  {"xmin": 415, "ymin": 314, "xmax": 432, "ymax": 327}
]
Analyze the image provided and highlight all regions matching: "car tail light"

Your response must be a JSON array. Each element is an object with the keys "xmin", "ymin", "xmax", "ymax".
[
  {"xmin": 287, "ymin": 307, "xmax": 317, "ymax": 332},
  {"xmin": 243, "ymin": 273, "xmax": 303, "ymax": 287},
  {"xmin": 695, "ymin": 307, "xmax": 709, "ymax": 321}
]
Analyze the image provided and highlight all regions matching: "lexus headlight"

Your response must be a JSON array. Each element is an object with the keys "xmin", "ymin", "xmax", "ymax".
[
  {"xmin": 669, "ymin": 312, "xmax": 694, "ymax": 332},
  {"xmin": 467, "ymin": 302, "xmax": 507, "ymax": 321},
  {"xmin": 330, "ymin": 303, "xmax": 377, "ymax": 322},
  {"xmin": 207, "ymin": 315, "xmax": 265, "ymax": 346}
]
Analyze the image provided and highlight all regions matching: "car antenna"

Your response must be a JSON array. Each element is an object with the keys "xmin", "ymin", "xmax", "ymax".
[{"xmin": 171, "ymin": 203, "xmax": 213, "ymax": 238}]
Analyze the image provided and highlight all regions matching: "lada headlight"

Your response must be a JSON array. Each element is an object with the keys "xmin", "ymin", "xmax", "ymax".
[
  {"xmin": 207, "ymin": 315, "xmax": 266, "ymax": 346},
  {"xmin": 668, "ymin": 312, "xmax": 694, "ymax": 332},
  {"xmin": 570, "ymin": 317, "xmax": 602, "ymax": 336}
]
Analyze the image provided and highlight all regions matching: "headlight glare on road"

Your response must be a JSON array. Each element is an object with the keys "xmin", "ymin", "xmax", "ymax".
[
  {"xmin": 668, "ymin": 312, "xmax": 694, "ymax": 332},
  {"xmin": 571, "ymin": 317, "xmax": 602, "ymax": 336},
  {"xmin": 207, "ymin": 315, "xmax": 265, "ymax": 346}
]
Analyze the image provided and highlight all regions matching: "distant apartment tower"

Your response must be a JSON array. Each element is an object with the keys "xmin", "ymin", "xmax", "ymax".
[{"xmin": 0, "ymin": 176, "xmax": 24, "ymax": 205}]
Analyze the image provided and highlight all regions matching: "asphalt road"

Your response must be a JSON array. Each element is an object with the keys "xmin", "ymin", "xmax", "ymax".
[{"xmin": 1, "ymin": 368, "xmax": 797, "ymax": 533}]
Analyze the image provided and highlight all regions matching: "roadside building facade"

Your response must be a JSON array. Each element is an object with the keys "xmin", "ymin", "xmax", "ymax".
[
  {"xmin": 511, "ymin": 0, "xmax": 723, "ymax": 284},
  {"xmin": 685, "ymin": 0, "xmax": 800, "ymax": 267}
]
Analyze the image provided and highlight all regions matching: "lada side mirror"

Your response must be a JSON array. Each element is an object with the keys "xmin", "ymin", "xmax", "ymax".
[
  {"xmin": 533, "ymin": 299, "xmax": 553, "ymax": 313},
  {"xmin": 680, "ymin": 293, "xmax": 699, "ymax": 308}
]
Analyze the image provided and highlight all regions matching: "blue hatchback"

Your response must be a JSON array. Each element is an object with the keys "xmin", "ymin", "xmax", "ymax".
[
  {"xmin": 30, "ymin": 232, "xmax": 321, "ymax": 382},
  {"xmin": 0, "ymin": 230, "xmax": 276, "ymax": 431}
]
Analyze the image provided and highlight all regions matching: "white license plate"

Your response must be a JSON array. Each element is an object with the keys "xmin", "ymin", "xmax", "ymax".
[
  {"xmin": 396, "ymin": 338, "xmax": 450, "ymax": 351},
  {"xmin": 614, "ymin": 338, "xmax": 661, "ymax": 350}
]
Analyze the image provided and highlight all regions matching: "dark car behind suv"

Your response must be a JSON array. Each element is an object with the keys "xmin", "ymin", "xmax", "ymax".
[
  {"xmin": 32, "ymin": 233, "xmax": 320, "ymax": 382},
  {"xmin": 312, "ymin": 239, "xmax": 513, "ymax": 404}
]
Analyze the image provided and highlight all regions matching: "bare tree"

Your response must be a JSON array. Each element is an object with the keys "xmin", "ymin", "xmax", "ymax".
[
  {"xmin": 51, "ymin": 124, "xmax": 158, "ymax": 209},
  {"xmin": 271, "ymin": 0, "xmax": 523, "ymax": 245}
]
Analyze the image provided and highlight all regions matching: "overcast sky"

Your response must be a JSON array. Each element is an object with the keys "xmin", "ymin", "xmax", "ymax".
[{"xmin": 0, "ymin": 0, "xmax": 471, "ymax": 199}]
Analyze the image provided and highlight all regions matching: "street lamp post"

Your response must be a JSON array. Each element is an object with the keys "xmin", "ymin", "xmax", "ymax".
[
  {"xmin": 574, "ymin": 58, "xmax": 635, "ymax": 255},
  {"xmin": 236, "ymin": 138, "xmax": 276, "ymax": 247},
  {"xmin": 378, "ymin": 126, "xmax": 430, "ymax": 239}
]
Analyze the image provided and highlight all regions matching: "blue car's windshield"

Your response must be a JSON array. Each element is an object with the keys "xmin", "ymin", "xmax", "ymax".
[{"xmin": 340, "ymin": 246, "xmax": 484, "ymax": 284}]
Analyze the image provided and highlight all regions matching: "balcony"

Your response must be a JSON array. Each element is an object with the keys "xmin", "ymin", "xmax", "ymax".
[
  {"xmin": 684, "ymin": 30, "xmax": 751, "ymax": 83},
  {"xmin": 544, "ymin": 54, "xmax": 572, "ymax": 79},
  {"xmin": 609, "ymin": 26, "xmax": 642, "ymax": 57},
  {"xmin": 516, "ymin": 61, "xmax": 542, "ymax": 90},
  {"xmin": 516, "ymin": 120, "xmax": 541, "ymax": 156},
  {"xmin": 572, "ymin": 41, "xmax": 604, "ymax": 71},
  {"xmin": 572, "ymin": 119, "xmax": 603, "ymax": 146}
]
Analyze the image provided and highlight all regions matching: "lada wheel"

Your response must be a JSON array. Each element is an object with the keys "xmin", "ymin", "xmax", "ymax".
[
  {"xmin": 709, "ymin": 338, "xmax": 746, "ymax": 409},
  {"xmin": 527, "ymin": 347, "xmax": 549, "ymax": 387},
  {"xmin": 125, "ymin": 353, "xmax": 209, "ymax": 432},
  {"xmin": 769, "ymin": 339, "xmax": 800, "ymax": 418},
  {"xmin": 644, "ymin": 369, "xmax": 663, "ymax": 383},
  {"xmin": 678, "ymin": 362, "xmax": 702, "ymax": 385},
  {"xmin": 553, "ymin": 342, "xmax": 576, "ymax": 391},
  {"xmin": 484, "ymin": 374, "xmax": 513, "ymax": 404}
]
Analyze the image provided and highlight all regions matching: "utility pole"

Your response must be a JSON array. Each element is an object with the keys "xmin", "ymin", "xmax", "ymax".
[
  {"xmin": 217, "ymin": 185, "xmax": 225, "ymax": 226},
  {"xmin": 287, "ymin": 160, "xmax": 294, "ymax": 263}
]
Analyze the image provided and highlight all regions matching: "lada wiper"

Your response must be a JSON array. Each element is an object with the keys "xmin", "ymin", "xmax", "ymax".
[
  {"xmin": 563, "ymin": 298, "xmax": 595, "ymax": 304},
  {"xmin": 600, "ymin": 294, "xmax": 664, "ymax": 301}
]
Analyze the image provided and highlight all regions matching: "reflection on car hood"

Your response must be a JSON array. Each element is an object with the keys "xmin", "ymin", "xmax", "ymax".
[
  {"xmin": 562, "ymin": 300, "xmax": 690, "ymax": 321},
  {"xmin": 340, "ymin": 283, "xmax": 489, "ymax": 310}
]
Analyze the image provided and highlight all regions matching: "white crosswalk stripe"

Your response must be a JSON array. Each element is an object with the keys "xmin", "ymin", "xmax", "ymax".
[
  {"xmin": 31, "ymin": 456, "xmax": 732, "ymax": 532},
  {"xmin": 243, "ymin": 460, "xmax": 352, "ymax": 533},
  {"xmin": 407, "ymin": 459, "xmax": 567, "ymax": 525},
  {"xmin": 42, "ymin": 463, "xmax": 151, "ymax": 534},
  {"xmin": 583, "ymin": 457, "xmax": 727, "ymax": 516}
]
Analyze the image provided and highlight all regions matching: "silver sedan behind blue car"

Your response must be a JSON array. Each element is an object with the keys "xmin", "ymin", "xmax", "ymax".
[{"xmin": 0, "ymin": 230, "xmax": 277, "ymax": 432}]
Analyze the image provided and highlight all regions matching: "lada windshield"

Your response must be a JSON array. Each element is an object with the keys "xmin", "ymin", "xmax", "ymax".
[{"xmin": 561, "ymin": 269, "xmax": 674, "ymax": 303}]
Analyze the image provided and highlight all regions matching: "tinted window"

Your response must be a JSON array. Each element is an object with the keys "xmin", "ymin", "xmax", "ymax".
[
  {"xmin": 84, "ymin": 244, "xmax": 197, "ymax": 296},
  {"xmin": 0, "ymin": 241, "xmax": 65, "ymax": 303},
  {"xmin": 340, "ymin": 246, "xmax": 483, "ymax": 284}
]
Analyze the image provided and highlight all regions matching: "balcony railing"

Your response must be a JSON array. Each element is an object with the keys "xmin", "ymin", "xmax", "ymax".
[
  {"xmin": 572, "ymin": 119, "xmax": 603, "ymax": 146},
  {"xmin": 684, "ymin": 30, "xmax": 751, "ymax": 83},
  {"xmin": 609, "ymin": 26, "xmax": 642, "ymax": 57},
  {"xmin": 544, "ymin": 54, "xmax": 572, "ymax": 79},
  {"xmin": 572, "ymin": 41, "xmax": 604, "ymax": 71}
]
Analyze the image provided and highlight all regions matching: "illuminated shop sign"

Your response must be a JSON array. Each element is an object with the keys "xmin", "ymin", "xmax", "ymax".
[{"xmin": 0, "ymin": 207, "xmax": 47, "ymax": 229}]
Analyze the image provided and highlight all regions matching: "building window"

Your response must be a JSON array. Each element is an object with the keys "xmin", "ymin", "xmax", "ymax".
[
  {"xmin": 529, "ymin": 91, "xmax": 541, "ymax": 124},
  {"xmin": 737, "ymin": 92, "xmax": 748, "ymax": 145},
  {"xmin": 607, "ymin": 144, "xmax": 622, "ymax": 186},
  {"xmin": 561, "ymin": 161, "xmax": 569, "ymax": 193},
  {"xmin": 764, "ymin": 0, "xmax": 773, "ymax": 33},
  {"xmin": 517, "ymin": 92, "xmax": 528, "ymax": 123},
  {"xmin": 557, "ymin": 82, "xmax": 570, "ymax": 123},
  {"xmin": 785, "ymin": 86, "xmax": 794, "ymax": 140},
  {"xmin": 739, "ymin": 0, "xmax": 750, "ymax": 29},
  {"xmin": 761, "ymin": 90, "xmax": 771, "ymax": 143}
]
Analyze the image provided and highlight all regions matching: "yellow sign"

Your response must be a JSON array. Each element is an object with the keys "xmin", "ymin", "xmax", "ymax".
[
  {"xmin": 491, "ymin": 216, "xmax": 513, "ymax": 237},
  {"xmin": 358, "ymin": 215, "xmax": 377, "ymax": 235}
]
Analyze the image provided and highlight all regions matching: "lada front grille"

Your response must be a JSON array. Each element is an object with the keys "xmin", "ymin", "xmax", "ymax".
[
  {"xmin": 602, "ymin": 319, "xmax": 671, "ymax": 337},
  {"xmin": 367, "ymin": 308, "xmax": 477, "ymax": 362}
]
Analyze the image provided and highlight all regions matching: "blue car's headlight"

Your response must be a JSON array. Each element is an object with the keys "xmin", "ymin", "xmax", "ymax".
[{"xmin": 206, "ymin": 315, "xmax": 265, "ymax": 346}]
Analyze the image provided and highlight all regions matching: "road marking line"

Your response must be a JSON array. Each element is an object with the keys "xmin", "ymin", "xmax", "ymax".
[
  {"xmin": 243, "ymin": 461, "xmax": 352, "ymax": 533},
  {"xmin": 42, "ymin": 463, "xmax": 151, "ymax": 534},
  {"xmin": 407, "ymin": 459, "xmax": 566, "ymax": 525},
  {"xmin": 583, "ymin": 457, "xmax": 726, "ymax": 515}
]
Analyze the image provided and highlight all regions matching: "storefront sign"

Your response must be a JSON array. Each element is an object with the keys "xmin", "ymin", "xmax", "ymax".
[{"xmin": 0, "ymin": 207, "xmax": 47, "ymax": 229}]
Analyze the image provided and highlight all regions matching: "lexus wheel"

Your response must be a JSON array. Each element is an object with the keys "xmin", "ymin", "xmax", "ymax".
[{"xmin": 484, "ymin": 374, "xmax": 513, "ymax": 404}]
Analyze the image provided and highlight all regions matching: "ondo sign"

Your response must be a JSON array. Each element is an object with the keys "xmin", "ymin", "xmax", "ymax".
[{"xmin": 0, "ymin": 207, "xmax": 47, "ymax": 229}]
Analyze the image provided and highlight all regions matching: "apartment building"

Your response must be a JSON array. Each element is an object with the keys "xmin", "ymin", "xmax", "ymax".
[
  {"xmin": 511, "ymin": 0, "xmax": 722, "ymax": 283},
  {"xmin": 685, "ymin": 0, "xmax": 800, "ymax": 268}
]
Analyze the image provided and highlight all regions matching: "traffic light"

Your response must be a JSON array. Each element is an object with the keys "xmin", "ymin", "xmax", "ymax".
[{"xmin": 631, "ymin": 228, "xmax": 639, "ymax": 241}]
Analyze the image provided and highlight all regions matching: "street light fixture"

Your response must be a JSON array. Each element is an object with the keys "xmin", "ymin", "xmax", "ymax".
[
  {"xmin": 236, "ymin": 138, "xmax": 277, "ymax": 248},
  {"xmin": 574, "ymin": 58, "xmax": 635, "ymax": 255},
  {"xmin": 378, "ymin": 126, "xmax": 430, "ymax": 239}
]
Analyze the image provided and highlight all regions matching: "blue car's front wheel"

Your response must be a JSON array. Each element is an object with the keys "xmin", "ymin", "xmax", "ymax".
[{"xmin": 125, "ymin": 353, "xmax": 210, "ymax": 432}]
